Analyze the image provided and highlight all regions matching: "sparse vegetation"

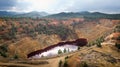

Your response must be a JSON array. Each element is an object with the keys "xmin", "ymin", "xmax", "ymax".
[
  {"xmin": 58, "ymin": 49, "xmax": 62, "ymax": 54},
  {"xmin": 0, "ymin": 18, "xmax": 78, "ymax": 40},
  {"xmin": 114, "ymin": 24, "xmax": 120, "ymax": 32},
  {"xmin": 59, "ymin": 60, "xmax": 63, "ymax": 67},
  {"xmin": 79, "ymin": 61, "xmax": 88, "ymax": 67},
  {"xmin": 0, "ymin": 44, "xmax": 8, "ymax": 52},
  {"xmin": 0, "ymin": 44, "xmax": 8, "ymax": 58},
  {"xmin": 13, "ymin": 54, "xmax": 19, "ymax": 59},
  {"xmin": 88, "ymin": 36, "xmax": 104, "ymax": 47},
  {"xmin": 41, "ymin": 55, "xmax": 44, "ymax": 57},
  {"xmin": 78, "ymin": 46, "xmax": 80, "ymax": 50},
  {"xmin": 0, "ymin": 16, "xmax": 119, "ymax": 67},
  {"xmin": 36, "ymin": 24, "xmax": 77, "ymax": 40},
  {"xmin": 115, "ymin": 43, "xmax": 120, "ymax": 49},
  {"xmin": 0, "ymin": 51, "xmax": 7, "ymax": 58},
  {"xmin": 64, "ymin": 48, "xmax": 67, "ymax": 53},
  {"xmin": 65, "ymin": 56, "xmax": 69, "ymax": 60},
  {"xmin": 88, "ymin": 41, "xmax": 96, "ymax": 46},
  {"xmin": 63, "ymin": 60, "xmax": 68, "ymax": 67},
  {"xmin": 95, "ymin": 37, "xmax": 104, "ymax": 47},
  {"xmin": 96, "ymin": 41, "xmax": 102, "ymax": 47},
  {"xmin": 58, "ymin": 56, "xmax": 69, "ymax": 67}
]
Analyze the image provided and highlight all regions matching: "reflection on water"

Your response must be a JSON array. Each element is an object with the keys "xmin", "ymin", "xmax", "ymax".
[{"xmin": 31, "ymin": 44, "xmax": 78, "ymax": 58}]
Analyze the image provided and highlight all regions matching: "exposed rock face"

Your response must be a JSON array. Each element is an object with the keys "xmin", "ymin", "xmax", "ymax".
[
  {"xmin": 36, "ymin": 34, "xmax": 61, "ymax": 47},
  {"xmin": 8, "ymin": 37, "xmax": 42, "ymax": 58},
  {"xmin": 27, "ymin": 38, "xmax": 87, "ymax": 58},
  {"xmin": 8, "ymin": 34, "xmax": 62, "ymax": 59},
  {"xmin": 81, "ymin": 50, "xmax": 117, "ymax": 64},
  {"xmin": 105, "ymin": 32, "xmax": 120, "ymax": 43}
]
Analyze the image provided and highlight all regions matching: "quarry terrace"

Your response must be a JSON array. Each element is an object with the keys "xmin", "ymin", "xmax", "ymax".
[{"xmin": 27, "ymin": 38, "xmax": 88, "ymax": 58}]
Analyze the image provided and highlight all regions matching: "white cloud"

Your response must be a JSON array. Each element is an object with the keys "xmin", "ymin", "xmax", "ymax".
[
  {"xmin": 0, "ymin": 0, "xmax": 120, "ymax": 13},
  {"xmin": 15, "ymin": 0, "xmax": 76, "ymax": 13}
]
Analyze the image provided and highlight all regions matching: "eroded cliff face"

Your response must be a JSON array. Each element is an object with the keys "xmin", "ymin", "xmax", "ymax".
[
  {"xmin": 8, "ymin": 37, "xmax": 41, "ymax": 58},
  {"xmin": 36, "ymin": 34, "xmax": 61, "ymax": 47},
  {"xmin": 8, "ymin": 34, "xmax": 62, "ymax": 58}
]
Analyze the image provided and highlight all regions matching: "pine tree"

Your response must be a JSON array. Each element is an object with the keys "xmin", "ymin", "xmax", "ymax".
[
  {"xmin": 64, "ymin": 48, "xmax": 67, "ymax": 53},
  {"xmin": 58, "ymin": 49, "xmax": 62, "ymax": 54}
]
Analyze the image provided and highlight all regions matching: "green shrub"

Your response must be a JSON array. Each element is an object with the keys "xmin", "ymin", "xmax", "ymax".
[
  {"xmin": 78, "ymin": 46, "xmax": 80, "ymax": 50},
  {"xmin": 35, "ymin": 24, "xmax": 77, "ymax": 40},
  {"xmin": 59, "ymin": 60, "xmax": 62, "ymax": 67},
  {"xmin": 63, "ymin": 60, "xmax": 68, "ymax": 67},
  {"xmin": 64, "ymin": 48, "xmax": 67, "ymax": 53},
  {"xmin": 96, "ymin": 42, "xmax": 102, "ymax": 47},
  {"xmin": 115, "ymin": 43, "xmax": 120, "ymax": 49},
  {"xmin": 0, "ymin": 44, "xmax": 8, "ymax": 52},
  {"xmin": 0, "ymin": 44, "xmax": 8, "ymax": 58},
  {"xmin": 65, "ymin": 56, "xmax": 69, "ymax": 60},
  {"xmin": 95, "ymin": 37, "xmax": 104, "ymax": 48},
  {"xmin": 41, "ymin": 55, "xmax": 44, "ymax": 57},
  {"xmin": 58, "ymin": 49, "xmax": 62, "ymax": 54},
  {"xmin": 0, "ymin": 52, "xmax": 7, "ymax": 58},
  {"xmin": 13, "ymin": 54, "xmax": 19, "ymax": 59},
  {"xmin": 79, "ymin": 62, "xmax": 88, "ymax": 67},
  {"xmin": 88, "ymin": 42, "xmax": 95, "ymax": 47},
  {"xmin": 114, "ymin": 25, "xmax": 120, "ymax": 32}
]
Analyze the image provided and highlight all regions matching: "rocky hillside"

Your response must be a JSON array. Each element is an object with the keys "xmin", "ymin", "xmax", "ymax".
[
  {"xmin": 0, "ymin": 33, "xmax": 119, "ymax": 67},
  {"xmin": 65, "ymin": 44, "xmax": 120, "ymax": 67},
  {"xmin": 0, "ymin": 17, "xmax": 119, "ymax": 59},
  {"xmin": 59, "ymin": 25, "xmax": 120, "ymax": 67},
  {"xmin": 58, "ymin": 31, "xmax": 120, "ymax": 67}
]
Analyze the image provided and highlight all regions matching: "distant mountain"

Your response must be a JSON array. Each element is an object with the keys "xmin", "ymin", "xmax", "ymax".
[
  {"xmin": 15, "ymin": 11, "xmax": 49, "ymax": 18},
  {"xmin": 44, "ymin": 12, "xmax": 83, "ymax": 19},
  {"xmin": 44, "ymin": 11, "xmax": 120, "ymax": 19},
  {"xmin": 0, "ymin": 11, "xmax": 18, "ymax": 17},
  {"xmin": 0, "ymin": 11, "xmax": 49, "ymax": 18},
  {"xmin": 0, "ymin": 11, "xmax": 120, "ymax": 19}
]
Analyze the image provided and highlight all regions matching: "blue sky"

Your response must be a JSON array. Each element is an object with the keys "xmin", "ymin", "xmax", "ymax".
[{"xmin": 0, "ymin": 0, "xmax": 120, "ymax": 13}]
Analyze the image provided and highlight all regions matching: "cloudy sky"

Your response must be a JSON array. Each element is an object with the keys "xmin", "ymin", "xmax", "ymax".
[{"xmin": 0, "ymin": 0, "xmax": 120, "ymax": 13}]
